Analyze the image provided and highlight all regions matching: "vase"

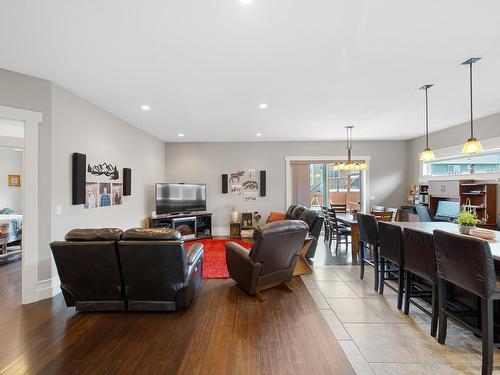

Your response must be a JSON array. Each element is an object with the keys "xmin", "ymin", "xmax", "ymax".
[
  {"xmin": 231, "ymin": 210, "xmax": 239, "ymax": 224},
  {"xmin": 459, "ymin": 224, "xmax": 475, "ymax": 235}
]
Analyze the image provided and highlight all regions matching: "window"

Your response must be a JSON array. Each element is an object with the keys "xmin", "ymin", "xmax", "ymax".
[{"xmin": 424, "ymin": 151, "xmax": 500, "ymax": 176}]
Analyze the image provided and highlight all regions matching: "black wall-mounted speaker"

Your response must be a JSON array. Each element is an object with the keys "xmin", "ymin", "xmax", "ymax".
[
  {"xmin": 123, "ymin": 168, "xmax": 132, "ymax": 196},
  {"xmin": 72, "ymin": 153, "xmax": 86, "ymax": 205},
  {"xmin": 222, "ymin": 174, "xmax": 228, "ymax": 194},
  {"xmin": 260, "ymin": 170, "xmax": 266, "ymax": 197}
]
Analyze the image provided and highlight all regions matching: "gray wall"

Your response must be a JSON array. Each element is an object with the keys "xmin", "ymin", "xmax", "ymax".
[
  {"xmin": 0, "ymin": 68, "xmax": 52, "ymax": 279},
  {"xmin": 164, "ymin": 141, "xmax": 408, "ymax": 231},
  {"xmin": 50, "ymin": 83, "xmax": 165, "ymax": 240}
]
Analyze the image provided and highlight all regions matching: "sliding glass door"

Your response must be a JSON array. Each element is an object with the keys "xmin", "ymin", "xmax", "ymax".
[{"xmin": 291, "ymin": 161, "xmax": 365, "ymax": 212}]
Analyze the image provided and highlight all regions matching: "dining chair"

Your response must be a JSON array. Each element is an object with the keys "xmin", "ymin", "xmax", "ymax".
[
  {"xmin": 386, "ymin": 207, "xmax": 400, "ymax": 222},
  {"xmin": 320, "ymin": 206, "xmax": 331, "ymax": 242},
  {"xmin": 434, "ymin": 230, "xmax": 500, "ymax": 375},
  {"xmin": 328, "ymin": 208, "xmax": 351, "ymax": 255},
  {"xmin": 371, "ymin": 211, "xmax": 393, "ymax": 222},
  {"xmin": 403, "ymin": 228, "xmax": 438, "ymax": 337},
  {"xmin": 371, "ymin": 205, "xmax": 385, "ymax": 212},
  {"xmin": 415, "ymin": 205, "xmax": 434, "ymax": 222},
  {"xmin": 378, "ymin": 222, "xmax": 405, "ymax": 310},
  {"xmin": 330, "ymin": 203, "xmax": 347, "ymax": 213},
  {"xmin": 357, "ymin": 213, "xmax": 380, "ymax": 291}
]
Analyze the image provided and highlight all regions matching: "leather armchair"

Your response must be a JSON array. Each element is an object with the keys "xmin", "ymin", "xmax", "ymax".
[
  {"xmin": 225, "ymin": 220, "xmax": 308, "ymax": 297},
  {"xmin": 118, "ymin": 228, "xmax": 204, "ymax": 311},
  {"xmin": 50, "ymin": 228, "xmax": 125, "ymax": 312}
]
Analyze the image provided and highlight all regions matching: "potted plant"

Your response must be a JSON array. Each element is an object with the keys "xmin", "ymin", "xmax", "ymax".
[{"xmin": 457, "ymin": 205, "xmax": 479, "ymax": 235}]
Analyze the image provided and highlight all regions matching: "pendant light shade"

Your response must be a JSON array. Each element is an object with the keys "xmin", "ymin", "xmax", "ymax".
[
  {"xmin": 333, "ymin": 126, "xmax": 368, "ymax": 171},
  {"xmin": 418, "ymin": 84, "xmax": 435, "ymax": 161},
  {"xmin": 461, "ymin": 57, "xmax": 483, "ymax": 154}
]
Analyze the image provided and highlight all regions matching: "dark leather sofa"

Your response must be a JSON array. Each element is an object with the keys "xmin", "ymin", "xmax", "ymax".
[
  {"xmin": 50, "ymin": 227, "xmax": 204, "ymax": 312},
  {"xmin": 285, "ymin": 204, "xmax": 323, "ymax": 260},
  {"xmin": 226, "ymin": 220, "xmax": 309, "ymax": 297}
]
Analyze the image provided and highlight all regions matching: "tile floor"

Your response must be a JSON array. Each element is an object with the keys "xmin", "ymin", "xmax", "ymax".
[{"xmin": 302, "ymin": 264, "xmax": 500, "ymax": 374}]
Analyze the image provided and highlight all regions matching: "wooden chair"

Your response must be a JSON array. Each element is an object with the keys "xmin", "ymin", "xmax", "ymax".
[
  {"xmin": 371, "ymin": 205, "xmax": 385, "ymax": 212},
  {"xmin": 371, "ymin": 211, "xmax": 393, "ymax": 222},
  {"xmin": 327, "ymin": 208, "xmax": 351, "ymax": 255},
  {"xmin": 330, "ymin": 203, "xmax": 347, "ymax": 213},
  {"xmin": 386, "ymin": 208, "xmax": 400, "ymax": 222}
]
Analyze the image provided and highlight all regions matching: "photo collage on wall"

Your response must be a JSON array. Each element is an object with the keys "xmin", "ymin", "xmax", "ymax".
[
  {"xmin": 229, "ymin": 169, "xmax": 258, "ymax": 202},
  {"xmin": 84, "ymin": 161, "xmax": 123, "ymax": 209}
]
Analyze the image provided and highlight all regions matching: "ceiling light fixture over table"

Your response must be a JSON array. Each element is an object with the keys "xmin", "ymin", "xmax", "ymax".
[
  {"xmin": 418, "ymin": 84, "xmax": 436, "ymax": 161},
  {"xmin": 141, "ymin": 104, "xmax": 150, "ymax": 111},
  {"xmin": 461, "ymin": 57, "xmax": 483, "ymax": 155},
  {"xmin": 333, "ymin": 126, "xmax": 368, "ymax": 171}
]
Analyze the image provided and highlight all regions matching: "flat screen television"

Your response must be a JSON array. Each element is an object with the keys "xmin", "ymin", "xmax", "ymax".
[
  {"xmin": 155, "ymin": 183, "xmax": 206, "ymax": 215},
  {"xmin": 435, "ymin": 200, "xmax": 460, "ymax": 219}
]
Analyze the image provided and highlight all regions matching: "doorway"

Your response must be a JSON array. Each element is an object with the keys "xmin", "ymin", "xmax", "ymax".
[{"xmin": 0, "ymin": 105, "xmax": 42, "ymax": 304}]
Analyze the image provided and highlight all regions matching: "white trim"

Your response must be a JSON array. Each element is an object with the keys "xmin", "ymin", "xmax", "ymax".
[
  {"xmin": 37, "ymin": 276, "xmax": 61, "ymax": 300},
  {"xmin": 419, "ymin": 135, "xmax": 500, "ymax": 183},
  {"xmin": 284, "ymin": 156, "xmax": 371, "ymax": 213},
  {"xmin": 0, "ymin": 105, "xmax": 42, "ymax": 305}
]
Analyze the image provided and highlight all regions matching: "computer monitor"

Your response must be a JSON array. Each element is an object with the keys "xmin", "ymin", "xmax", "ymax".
[{"xmin": 435, "ymin": 200, "xmax": 460, "ymax": 219}]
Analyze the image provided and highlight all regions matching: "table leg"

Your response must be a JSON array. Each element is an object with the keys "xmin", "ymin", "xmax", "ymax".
[{"xmin": 351, "ymin": 224, "xmax": 359, "ymax": 264}]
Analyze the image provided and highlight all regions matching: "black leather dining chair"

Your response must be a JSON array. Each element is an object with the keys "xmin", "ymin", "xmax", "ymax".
[
  {"xmin": 357, "ymin": 213, "xmax": 381, "ymax": 291},
  {"xmin": 403, "ymin": 228, "xmax": 438, "ymax": 337},
  {"xmin": 434, "ymin": 230, "xmax": 500, "ymax": 375},
  {"xmin": 321, "ymin": 206, "xmax": 331, "ymax": 242},
  {"xmin": 378, "ymin": 222, "xmax": 404, "ymax": 309}
]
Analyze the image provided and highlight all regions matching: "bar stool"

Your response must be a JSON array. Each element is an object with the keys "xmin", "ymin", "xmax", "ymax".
[
  {"xmin": 378, "ymin": 222, "xmax": 404, "ymax": 310},
  {"xmin": 328, "ymin": 208, "xmax": 351, "ymax": 255},
  {"xmin": 434, "ymin": 230, "xmax": 500, "ymax": 375},
  {"xmin": 403, "ymin": 228, "xmax": 438, "ymax": 337},
  {"xmin": 357, "ymin": 213, "xmax": 380, "ymax": 291}
]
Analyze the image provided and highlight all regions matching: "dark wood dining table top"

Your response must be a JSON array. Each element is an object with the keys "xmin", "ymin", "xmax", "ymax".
[{"xmin": 334, "ymin": 213, "xmax": 358, "ymax": 225}]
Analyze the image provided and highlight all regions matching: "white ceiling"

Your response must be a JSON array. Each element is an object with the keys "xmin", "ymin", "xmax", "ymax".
[{"xmin": 1, "ymin": 0, "xmax": 500, "ymax": 142}]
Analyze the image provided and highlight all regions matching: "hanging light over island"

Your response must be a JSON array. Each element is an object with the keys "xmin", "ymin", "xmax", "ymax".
[
  {"xmin": 419, "ymin": 84, "xmax": 436, "ymax": 161},
  {"xmin": 461, "ymin": 57, "xmax": 484, "ymax": 154}
]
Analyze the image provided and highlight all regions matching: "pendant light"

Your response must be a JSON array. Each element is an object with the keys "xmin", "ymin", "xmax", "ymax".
[
  {"xmin": 419, "ymin": 84, "xmax": 435, "ymax": 161},
  {"xmin": 333, "ymin": 126, "xmax": 368, "ymax": 171},
  {"xmin": 461, "ymin": 57, "xmax": 483, "ymax": 154}
]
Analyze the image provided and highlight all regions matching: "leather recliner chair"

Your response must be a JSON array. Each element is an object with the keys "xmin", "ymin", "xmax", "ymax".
[
  {"xmin": 50, "ymin": 228, "xmax": 125, "ymax": 312},
  {"xmin": 283, "ymin": 205, "xmax": 323, "ymax": 260},
  {"xmin": 225, "ymin": 220, "xmax": 308, "ymax": 298},
  {"xmin": 118, "ymin": 228, "xmax": 204, "ymax": 311}
]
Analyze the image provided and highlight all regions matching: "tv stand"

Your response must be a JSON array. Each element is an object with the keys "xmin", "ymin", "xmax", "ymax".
[{"xmin": 149, "ymin": 212, "xmax": 212, "ymax": 241}]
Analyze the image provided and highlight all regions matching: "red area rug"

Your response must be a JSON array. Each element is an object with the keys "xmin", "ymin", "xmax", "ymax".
[{"xmin": 195, "ymin": 239, "xmax": 253, "ymax": 279}]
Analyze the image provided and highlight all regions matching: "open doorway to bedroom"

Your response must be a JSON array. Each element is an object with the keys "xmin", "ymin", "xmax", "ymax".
[{"xmin": 0, "ymin": 118, "xmax": 24, "ymax": 305}]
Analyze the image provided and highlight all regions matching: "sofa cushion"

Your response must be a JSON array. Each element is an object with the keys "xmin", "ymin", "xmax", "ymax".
[
  {"xmin": 290, "ymin": 205, "xmax": 307, "ymax": 220},
  {"xmin": 121, "ymin": 228, "xmax": 181, "ymax": 241},
  {"xmin": 65, "ymin": 228, "xmax": 123, "ymax": 242},
  {"xmin": 299, "ymin": 209, "xmax": 319, "ymax": 230},
  {"xmin": 267, "ymin": 212, "xmax": 287, "ymax": 222}
]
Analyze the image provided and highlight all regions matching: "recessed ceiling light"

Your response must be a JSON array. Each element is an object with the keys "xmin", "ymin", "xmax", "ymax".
[
  {"xmin": 12, "ymin": 148, "xmax": 23, "ymax": 152},
  {"xmin": 178, "ymin": 133, "xmax": 185, "ymax": 137},
  {"xmin": 240, "ymin": 0, "xmax": 254, "ymax": 5},
  {"xmin": 259, "ymin": 103, "xmax": 268, "ymax": 109},
  {"xmin": 141, "ymin": 104, "xmax": 150, "ymax": 111},
  {"xmin": 256, "ymin": 133, "xmax": 262, "ymax": 137}
]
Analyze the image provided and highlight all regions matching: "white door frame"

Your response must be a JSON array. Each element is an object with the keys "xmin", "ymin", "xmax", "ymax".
[
  {"xmin": 285, "ymin": 156, "xmax": 371, "ymax": 213},
  {"xmin": 0, "ymin": 105, "xmax": 42, "ymax": 304}
]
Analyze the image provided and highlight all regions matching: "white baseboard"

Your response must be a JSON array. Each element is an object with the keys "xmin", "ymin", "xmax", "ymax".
[
  {"xmin": 212, "ymin": 226, "xmax": 230, "ymax": 236},
  {"xmin": 37, "ymin": 276, "xmax": 61, "ymax": 300}
]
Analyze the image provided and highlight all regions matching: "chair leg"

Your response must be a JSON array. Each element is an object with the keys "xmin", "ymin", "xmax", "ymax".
[
  {"xmin": 430, "ymin": 283, "xmax": 438, "ymax": 337},
  {"xmin": 335, "ymin": 234, "xmax": 339, "ymax": 255},
  {"xmin": 404, "ymin": 270, "xmax": 411, "ymax": 315},
  {"xmin": 481, "ymin": 298, "xmax": 494, "ymax": 375},
  {"xmin": 397, "ymin": 266, "xmax": 404, "ymax": 310},
  {"xmin": 359, "ymin": 241, "xmax": 365, "ymax": 280},
  {"xmin": 379, "ymin": 257, "xmax": 385, "ymax": 295},
  {"xmin": 437, "ymin": 278, "xmax": 448, "ymax": 345},
  {"xmin": 373, "ymin": 245, "xmax": 379, "ymax": 292}
]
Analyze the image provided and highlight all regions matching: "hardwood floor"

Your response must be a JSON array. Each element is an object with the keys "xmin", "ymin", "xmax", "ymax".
[{"xmin": 0, "ymin": 261, "xmax": 354, "ymax": 374}]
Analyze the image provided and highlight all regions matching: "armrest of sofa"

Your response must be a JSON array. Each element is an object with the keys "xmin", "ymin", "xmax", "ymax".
[
  {"xmin": 186, "ymin": 242, "xmax": 204, "ymax": 265},
  {"xmin": 225, "ymin": 242, "xmax": 262, "ymax": 295}
]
